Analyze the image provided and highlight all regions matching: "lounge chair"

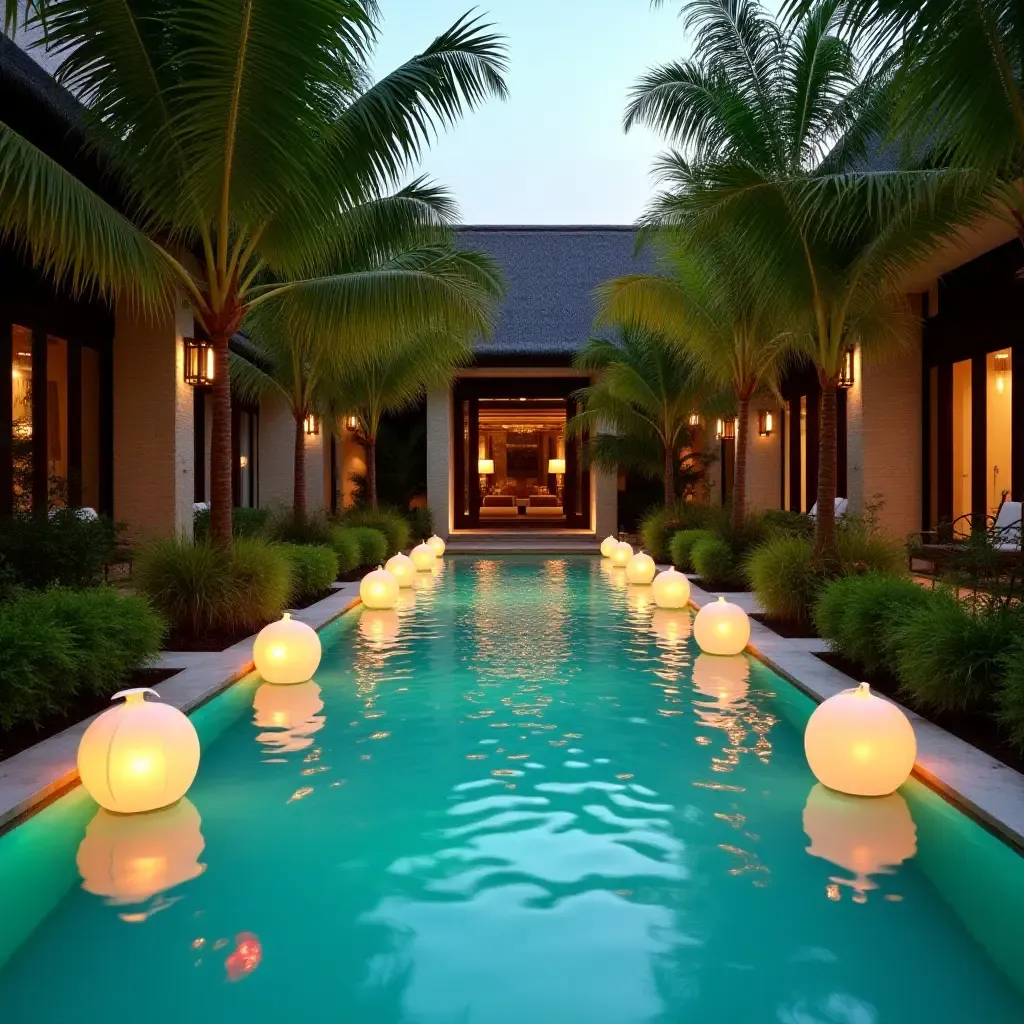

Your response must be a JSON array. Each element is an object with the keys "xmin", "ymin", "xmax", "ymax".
[
  {"xmin": 909, "ymin": 499, "xmax": 1022, "ymax": 574},
  {"xmin": 807, "ymin": 497, "xmax": 848, "ymax": 518}
]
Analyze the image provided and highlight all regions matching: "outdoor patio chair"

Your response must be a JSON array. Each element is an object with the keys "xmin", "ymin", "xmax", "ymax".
[
  {"xmin": 908, "ymin": 498, "xmax": 1023, "ymax": 575},
  {"xmin": 807, "ymin": 497, "xmax": 848, "ymax": 518}
]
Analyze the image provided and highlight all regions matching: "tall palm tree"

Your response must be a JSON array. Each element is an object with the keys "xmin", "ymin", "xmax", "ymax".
[
  {"xmin": 566, "ymin": 326, "xmax": 711, "ymax": 508},
  {"xmin": 0, "ymin": 1, "xmax": 507, "ymax": 546},
  {"xmin": 329, "ymin": 330, "xmax": 474, "ymax": 510},
  {"xmin": 631, "ymin": 0, "xmax": 989, "ymax": 561},
  {"xmin": 596, "ymin": 231, "xmax": 788, "ymax": 531}
]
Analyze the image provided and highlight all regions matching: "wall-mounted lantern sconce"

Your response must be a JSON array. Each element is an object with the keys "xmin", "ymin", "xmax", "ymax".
[
  {"xmin": 716, "ymin": 418, "xmax": 736, "ymax": 440},
  {"xmin": 838, "ymin": 347, "xmax": 855, "ymax": 390},
  {"xmin": 688, "ymin": 413, "xmax": 702, "ymax": 427},
  {"xmin": 304, "ymin": 414, "xmax": 320, "ymax": 436},
  {"xmin": 239, "ymin": 455, "xmax": 249, "ymax": 469},
  {"xmin": 184, "ymin": 338, "xmax": 215, "ymax": 387},
  {"xmin": 345, "ymin": 415, "xmax": 358, "ymax": 431},
  {"xmin": 994, "ymin": 351, "xmax": 1011, "ymax": 393},
  {"xmin": 758, "ymin": 410, "xmax": 774, "ymax": 437}
]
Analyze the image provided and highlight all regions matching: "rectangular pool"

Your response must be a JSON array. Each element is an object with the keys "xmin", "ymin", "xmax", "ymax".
[{"xmin": 1, "ymin": 557, "xmax": 1022, "ymax": 1022}]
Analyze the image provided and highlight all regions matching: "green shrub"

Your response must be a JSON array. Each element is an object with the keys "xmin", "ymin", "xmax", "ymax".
[
  {"xmin": 228, "ymin": 539, "xmax": 293, "ymax": 631},
  {"xmin": 997, "ymin": 640, "xmax": 1024, "ymax": 751},
  {"xmin": 193, "ymin": 506, "xmax": 269, "ymax": 540},
  {"xmin": 813, "ymin": 573, "xmax": 935, "ymax": 674},
  {"xmin": 330, "ymin": 528, "xmax": 363, "ymax": 575},
  {"xmin": 670, "ymin": 529, "xmax": 714, "ymax": 571},
  {"xmin": 891, "ymin": 596, "xmax": 1021, "ymax": 713},
  {"xmin": 744, "ymin": 535, "xmax": 823, "ymax": 622},
  {"xmin": 759, "ymin": 508, "xmax": 814, "ymax": 539},
  {"xmin": 280, "ymin": 544, "xmax": 338, "ymax": 603},
  {"xmin": 265, "ymin": 509, "xmax": 334, "ymax": 546},
  {"xmin": 406, "ymin": 506, "xmax": 434, "ymax": 543},
  {"xmin": 691, "ymin": 536, "xmax": 737, "ymax": 588},
  {"xmin": 348, "ymin": 526, "xmax": 388, "ymax": 567},
  {"xmin": 0, "ymin": 510, "xmax": 118, "ymax": 589},
  {"xmin": 639, "ymin": 507, "xmax": 680, "ymax": 563},
  {"xmin": 340, "ymin": 507, "xmax": 410, "ymax": 556},
  {"xmin": 836, "ymin": 527, "xmax": 906, "ymax": 576}
]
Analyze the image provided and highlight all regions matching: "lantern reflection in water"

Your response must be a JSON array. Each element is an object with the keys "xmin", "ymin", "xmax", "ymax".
[
  {"xmin": 76, "ymin": 799, "xmax": 205, "ymax": 915},
  {"xmin": 252, "ymin": 681, "xmax": 325, "ymax": 753},
  {"xmin": 803, "ymin": 783, "xmax": 917, "ymax": 903},
  {"xmin": 225, "ymin": 932, "xmax": 262, "ymax": 981},
  {"xmin": 650, "ymin": 608, "xmax": 691, "ymax": 647},
  {"xmin": 358, "ymin": 609, "xmax": 400, "ymax": 649},
  {"xmin": 692, "ymin": 654, "xmax": 750, "ymax": 708},
  {"xmin": 625, "ymin": 583, "xmax": 654, "ymax": 615}
]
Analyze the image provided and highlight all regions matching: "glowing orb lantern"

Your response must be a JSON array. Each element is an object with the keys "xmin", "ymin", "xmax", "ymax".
[
  {"xmin": 610, "ymin": 541, "xmax": 633, "ymax": 568},
  {"xmin": 652, "ymin": 566, "xmax": 690, "ymax": 608},
  {"xmin": 76, "ymin": 799, "xmax": 205, "ymax": 907},
  {"xmin": 427, "ymin": 535, "xmax": 446, "ymax": 557},
  {"xmin": 600, "ymin": 535, "xmax": 618, "ymax": 558},
  {"xmin": 693, "ymin": 596, "xmax": 750, "ymax": 656},
  {"xmin": 360, "ymin": 566, "xmax": 400, "ymax": 610},
  {"xmin": 253, "ymin": 612, "xmax": 321, "ymax": 684},
  {"xmin": 803, "ymin": 784, "xmax": 917, "ymax": 901},
  {"xmin": 805, "ymin": 683, "xmax": 916, "ymax": 797},
  {"xmin": 385, "ymin": 552, "xmax": 416, "ymax": 588},
  {"xmin": 625, "ymin": 550, "xmax": 656, "ymax": 585},
  {"xmin": 77, "ymin": 688, "xmax": 200, "ymax": 814},
  {"xmin": 410, "ymin": 542, "xmax": 437, "ymax": 572}
]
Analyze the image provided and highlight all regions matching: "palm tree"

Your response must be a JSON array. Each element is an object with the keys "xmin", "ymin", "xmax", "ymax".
[
  {"xmin": 631, "ymin": 0, "xmax": 989, "ymax": 561},
  {"xmin": 566, "ymin": 326, "xmax": 711, "ymax": 508},
  {"xmin": 0, "ymin": 2, "xmax": 507, "ymax": 546},
  {"xmin": 596, "ymin": 231, "xmax": 788, "ymax": 531},
  {"xmin": 329, "ymin": 330, "xmax": 474, "ymax": 510}
]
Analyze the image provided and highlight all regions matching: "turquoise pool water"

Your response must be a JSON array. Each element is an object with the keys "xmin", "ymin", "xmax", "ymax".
[{"xmin": 1, "ymin": 557, "xmax": 1022, "ymax": 1022}]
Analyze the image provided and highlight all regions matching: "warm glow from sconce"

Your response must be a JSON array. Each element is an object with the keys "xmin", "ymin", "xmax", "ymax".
[
  {"xmin": 427, "ymin": 535, "xmax": 446, "ymax": 557},
  {"xmin": 600, "ymin": 535, "xmax": 618, "ymax": 558},
  {"xmin": 688, "ymin": 413, "xmax": 702, "ymax": 427},
  {"xmin": 385, "ymin": 552, "xmax": 416, "ymax": 588},
  {"xmin": 253, "ymin": 613, "xmax": 322, "ymax": 685},
  {"xmin": 758, "ymin": 410, "xmax": 774, "ymax": 436},
  {"xmin": 610, "ymin": 540, "xmax": 633, "ymax": 568},
  {"xmin": 548, "ymin": 458, "xmax": 566, "ymax": 475},
  {"xmin": 805, "ymin": 683, "xmax": 916, "ymax": 796},
  {"xmin": 410, "ymin": 542, "xmax": 437, "ymax": 572},
  {"xmin": 183, "ymin": 338, "xmax": 215, "ymax": 387},
  {"xmin": 478, "ymin": 458, "xmax": 494, "ymax": 475},
  {"xmin": 652, "ymin": 567, "xmax": 690, "ymax": 608},
  {"xmin": 838, "ymin": 347, "xmax": 856, "ymax": 389},
  {"xmin": 346, "ymin": 415, "xmax": 358, "ymax": 431},
  {"xmin": 239, "ymin": 455, "xmax": 248, "ymax": 468},
  {"xmin": 304, "ymin": 414, "xmax": 320, "ymax": 436},
  {"xmin": 693, "ymin": 596, "xmax": 750, "ymax": 656},
  {"xmin": 625, "ymin": 550, "xmax": 656, "ymax": 585},
  {"xmin": 77, "ymin": 689, "xmax": 200, "ymax": 814},
  {"xmin": 360, "ymin": 566, "xmax": 400, "ymax": 609}
]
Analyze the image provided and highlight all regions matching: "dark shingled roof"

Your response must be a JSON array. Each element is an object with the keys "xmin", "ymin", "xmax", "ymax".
[{"xmin": 457, "ymin": 226, "xmax": 651, "ymax": 356}]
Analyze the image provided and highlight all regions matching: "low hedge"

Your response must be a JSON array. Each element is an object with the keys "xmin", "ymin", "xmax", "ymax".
[
  {"xmin": 690, "ymin": 536, "xmax": 737, "ymax": 588},
  {"xmin": 0, "ymin": 587, "xmax": 164, "ymax": 730},
  {"xmin": 265, "ymin": 510, "xmax": 334, "ymax": 546},
  {"xmin": 339, "ymin": 508, "xmax": 409, "ymax": 557},
  {"xmin": 347, "ymin": 526, "xmax": 389, "ymax": 567},
  {"xmin": 670, "ymin": 529, "xmax": 715, "ymax": 571},
  {"xmin": 279, "ymin": 544, "xmax": 339, "ymax": 603},
  {"xmin": 193, "ymin": 506, "xmax": 269, "ymax": 540},
  {"xmin": 330, "ymin": 528, "xmax": 363, "ymax": 575},
  {"xmin": 0, "ymin": 510, "xmax": 119, "ymax": 589}
]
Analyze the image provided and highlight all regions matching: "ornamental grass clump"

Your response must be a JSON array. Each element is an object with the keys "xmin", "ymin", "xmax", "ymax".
[
  {"xmin": 347, "ymin": 526, "xmax": 389, "ymax": 567},
  {"xmin": 997, "ymin": 641, "xmax": 1024, "ymax": 751},
  {"xmin": 670, "ymin": 529, "xmax": 715, "ymax": 571},
  {"xmin": 339, "ymin": 508, "xmax": 410, "ymax": 557},
  {"xmin": 690, "ymin": 536, "xmax": 737, "ymax": 588},
  {"xmin": 330, "ymin": 528, "xmax": 363, "ymax": 576},
  {"xmin": 279, "ymin": 544, "xmax": 339, "ymax": 603}
]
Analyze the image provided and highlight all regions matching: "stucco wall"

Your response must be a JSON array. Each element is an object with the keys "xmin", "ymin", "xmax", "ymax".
[
  {"xmin": 745, "ymin": 403, "xmax": 782, "ymax": 511},
  {"xmin": 257, "ymin": 393, "xmax": 326, "ymax": 514},
  {"xmin": 426, "ymin": 387, "xmax": 453, "ymax": 537}
]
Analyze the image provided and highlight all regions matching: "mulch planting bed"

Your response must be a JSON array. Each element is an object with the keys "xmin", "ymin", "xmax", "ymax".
[
  {"xmin": 815, "ymin": 651, "xmax": 1024, "ymax": 775},
  {"xmin": 0, "ymin": 667, "xmax": 180, "ymax": 764},
  {"xmin": 750, "ymin": 612, "xmax": 819, "ymax": 639}
]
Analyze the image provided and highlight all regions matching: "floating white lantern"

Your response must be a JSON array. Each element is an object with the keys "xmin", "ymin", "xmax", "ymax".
[
  {"xmin": 385, "ymin": 552, "xmax": 416, "ymax": 588},
  {"xmin": 803, "ymin": 783, "xmax": 917, "ymax": 901},
  {"xmin": 76, "ymin": 798, "xmax": 205, "ymax": 908},
  {"xmin": 77, "ymin": 689, "xmax": 200, "ymax": 815},
  {"xmin": 693, "ymin": 596, "xmax": 750, "ymax": 656},
  {"xmin": 253, "ymin": 612, "xmax": 322, "ymax": 684},
  {"xmin": 625, "ymin": 550, "xmax": 656, "ymax": 585},
  {"xmin": 427, "ymin": 535, "xmax": 446, "ymax": 557},
  {"xmin": 692, "ymin": 654, "xmax": 750, "ymax": 707},
  {"xmin": 610, "ymin": 540, "xmax": 633, "ymax": 568},
  {"xmin": 651, "ymin": 608, "xmax": 691, "ymax": 646},
  {"xmin": 410, "ymin": 542, "xmax": 437, "ymax": 572},
  {"xmin": 360, "ymin": 566, "xmax": 400, "ymax": 610},
  {"xmin": 652, "ymin": 566, "xmax": 690, "ymax": 608},
  {"xmin": 600, "ymin": 535, "xmax": 618, "ymax": 558},
  {"xmin": 804, "ymin": 683, "xmax": 916, "ymax": 797},
  {"xmin": 252, "ymin": 681, "xmax": 325, "ymax": 753}
]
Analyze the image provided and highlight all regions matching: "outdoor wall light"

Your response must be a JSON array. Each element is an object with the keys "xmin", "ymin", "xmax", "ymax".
[
  {"xmin": 77, "ymin": 688, "xmax": 200, "ymax": 814},
  {"xmin": 652, "ymin": 566, "xmax": 690, "ymax": 609},
  {"xmin": 626, "ymin": 550, "xmax": 656, "ymax": 585},
  {"xmin": 611, "ymin": 540, "xmax": 633, "ymax": 568},
  {"xmin": 239, "ymin": 455, "xmax": 248, "ymax": 468},
  {"xmin": 600, "ymin": 535, "xmax": 618, "ymax": 558},
  {"xmin": 410, "ymin": 542, "xmax": 437, "ymax": 572},
  {"xmin": 688, "ymin": 413, "xmax": 702, "ymax": 427},
  {"xmin": 183, "ymin": 338, "xmax": 214, "ymax": 387},
  {"xmin": 427, "ymin": 535, "xmax": 446, "ymax": 557},
  {"xmin": 693, "ymin": 596, "xmax": 750, "ymax": 656},
  {"xmin": 758, "ymin": 410, "xmax": 774, "ymax": 437},
  {"xmin": 253, "ymin": 613, "xmax": 322, "ymax": 685},
  {"xmin": 994, "ymin": 351, "xmax": 1011, "ymax": 393},
  {"xmin": 385, "ymin": 552, "xmax": 416, "ymax": 588},
  {"xmin": 804, "ymin": 682, "xmax": 916, "ymax": 796},
  {"xmin": 838, "ymin": 347, "xmax": 856, "ymax": 389},
  {"xmin": 716, "ymin": 418, "xmax": 736, "ymax": 440},
  {"xmin": 345, "ymin": 415, "xmax": 359, "ymax": 431},
  {"xmin": 304, "ymin": 414, "xmax": 320, "ymax": 436},
  {"xmin": 360, "ymin": 566, "xmax": 400, "ymax": 609}
]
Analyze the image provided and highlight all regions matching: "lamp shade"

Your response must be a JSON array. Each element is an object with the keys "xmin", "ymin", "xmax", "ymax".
[
  {"xmin": 478, "ymin": 458, "xmax": 494, "ymax": 475},
  {"xmin": 610, "ymin": 540, "xmax": 633, "ymax": 567},
  {"xmin": 77, "ymin": 689, "xmax": 200, "ymax": 814},
  {"xmin": 548, "ymin": 458, "xmax": 566, "ymax": 475},
  {"xmin": 385, "ymin": 552, "xmax": 417, "ymax": 588},
  {"xmin": 427, "ymin": 535, "xmax": 446, "ymax": 557},
  {"xmin": 410, "ymin": 542, "xmax": 437, "ymax": 572},
  {"xmin": 693, "ymin": 596, "xmax": 750, "ymax": 656},
  {"xmin": 804, "ymin": 683, "xmax": 916, "ymax": 797},
  {"xmin": 625, "ymin": 550, "xmax": 656, "ymax": 585},
  {"xmin": 600, "ymin": 535, "xmax": 618, "ymax": 558},
  {"xmin": 360, "ymin": 566, "xmax": 400, "ymax": 609},
  {"xmin": 652, "ymin": 567, "xmax": 690, "ymax": 608},
  {"xmin": 253, "ymin": 613, "xmax": 322, "ymax": 684}
]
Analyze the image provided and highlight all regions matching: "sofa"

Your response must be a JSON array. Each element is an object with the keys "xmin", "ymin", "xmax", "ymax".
[
  {"xmin": 525, "ymin": 494, "xmax": 563, "ymax": 517},
  {"xmin": 479, "ymin": 494, "xmax": 519, "ymax": 519}
]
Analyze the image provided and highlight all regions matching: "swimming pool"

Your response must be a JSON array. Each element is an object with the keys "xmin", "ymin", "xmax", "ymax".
[{"xmin": 1, "ymin": 556, "xmax": 1022, "ymax": 1022}]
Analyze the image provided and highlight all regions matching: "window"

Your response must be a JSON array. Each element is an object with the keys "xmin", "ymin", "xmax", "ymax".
[
  {"xmin": 952, "ymin": 358, "xmax": 972, "ymax": 522},
  {"xmin": 11, "ymin": 326, "xmax": 32, "ymax": 511},
  {"xmin": 987, "ymin": 349, "xmax": 1011, "ymax": 513}
]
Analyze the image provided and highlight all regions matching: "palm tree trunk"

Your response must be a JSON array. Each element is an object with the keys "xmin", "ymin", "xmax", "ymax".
[
  {"xmin": 208, "ymin": 333, "xmax": 233, "ymax": 549},
  {"xmin": 663, "ymin": 442, "xmax": 676, "ymax": 508},
  {"xmin": 732, "ymin": 394, "xmax": 750, "ymax": 532},
  {"xmin": 813, "ymin": 377, "xmax": 839, "ymax": 566},
  {"xmin": 293, "ymin": 413, "xmax": 307, "ymax": 518},
  {"xmin": 367, "ymin": 435, "xmax": 378, "ymax": 509}
]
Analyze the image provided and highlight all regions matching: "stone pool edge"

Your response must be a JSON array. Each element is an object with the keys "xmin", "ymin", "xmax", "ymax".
[
  {"xmin": 685, "ymin": 576, "xmax": 1024, "ymax": 852},
  {"xmin": 0, "ymin": 583, "xmax": 362, "ymax": 832}
]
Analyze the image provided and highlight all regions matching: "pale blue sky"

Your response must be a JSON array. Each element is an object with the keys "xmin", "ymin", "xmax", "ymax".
[{"xmin": 371, "ymin": 1, "xmax": 690, "ymax": 225}]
